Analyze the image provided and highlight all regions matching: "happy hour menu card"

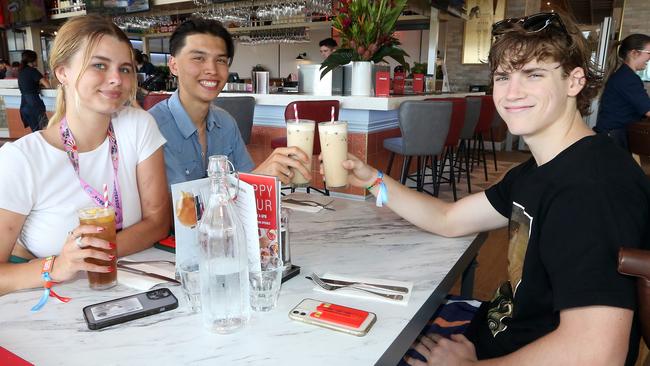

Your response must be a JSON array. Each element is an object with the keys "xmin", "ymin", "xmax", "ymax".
[{"xmin": 239, "ymin": 172, "xmax": 282, "ymax": 264}]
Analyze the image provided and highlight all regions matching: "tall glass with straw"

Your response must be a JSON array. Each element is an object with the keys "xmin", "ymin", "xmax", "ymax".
[
  {"xmin": 286, "ymin": 103, "xmax": 315, "ymax": 187},
  {"xmin": 78, "ymin": 183, "xmax": 118, "ymax": 289}
]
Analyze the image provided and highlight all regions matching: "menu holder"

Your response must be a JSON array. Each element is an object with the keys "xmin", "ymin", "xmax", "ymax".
[
  {"xmin": 375, "ymin": 71, "xmax": 390, "ymax": 97},
  {"xmin": 239, "ymin": 172, "xmax": 300, "ymax": 281},
  {"xmin": 413, "ymin": 74, "xmax": 424, "ymax": 93},
  {"xmin": 393, "ymin": 71, "xmax": 405, "ymax": 95}
]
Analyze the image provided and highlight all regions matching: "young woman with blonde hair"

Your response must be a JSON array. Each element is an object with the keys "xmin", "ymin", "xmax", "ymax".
[{"xmin": 0, "ymin": 15, "xmax": 170, "ymax": 297}]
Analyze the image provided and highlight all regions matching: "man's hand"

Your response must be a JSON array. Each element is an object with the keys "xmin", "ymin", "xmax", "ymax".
[
  {"xmin": 406, "ymin": 334, "xmax": 477, "ymax": 366},
  {"xmin": 253, "ymin": 146, "xmax": 311, "ymax": 184}
]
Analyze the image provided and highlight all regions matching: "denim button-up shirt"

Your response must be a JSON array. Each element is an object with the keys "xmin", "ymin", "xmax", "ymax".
[{"xmin": 149, "ymin": 91, "xmax": 254, "ymax": 186}]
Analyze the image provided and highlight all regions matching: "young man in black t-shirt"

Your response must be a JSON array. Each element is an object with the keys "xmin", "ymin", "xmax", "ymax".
[{"xmin": 335, "ymin": 11, "xmax": 650, "ymax": 366}]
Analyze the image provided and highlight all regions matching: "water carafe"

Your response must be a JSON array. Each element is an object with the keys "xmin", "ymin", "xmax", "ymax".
[{"xmin": 198, "ymin": 155, "xmax": 250, "ymax": 333}]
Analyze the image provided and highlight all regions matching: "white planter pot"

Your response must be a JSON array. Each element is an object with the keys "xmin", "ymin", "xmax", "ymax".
[{"xmin": 351, "ymin": 61, "xmax": 373, "ymax": 96}]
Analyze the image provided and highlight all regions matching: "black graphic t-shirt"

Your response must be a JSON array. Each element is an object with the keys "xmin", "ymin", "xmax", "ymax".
[{"xmin": 478, "ymin": 134, "xmax": 650, "ymax": 364}]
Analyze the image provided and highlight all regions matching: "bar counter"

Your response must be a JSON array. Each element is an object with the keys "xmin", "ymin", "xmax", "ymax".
[{"xmin": 0, "ymin": 88, "xmax": 483, "ymax": 197}]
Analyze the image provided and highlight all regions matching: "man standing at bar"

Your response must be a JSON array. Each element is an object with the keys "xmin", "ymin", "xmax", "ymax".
[
  {"xmin": 338, "ymin": 12, "xmax": 650, "ymax": 366},
  {"xmin": 319, "ymin": 37, "xmax": 338, "ymax": 59},
  {"xmin": 149, "ymin": 18, "xmax": 310, "ymax": 186}
]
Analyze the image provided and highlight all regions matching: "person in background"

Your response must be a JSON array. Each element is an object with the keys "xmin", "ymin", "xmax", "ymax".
[
  {"xmin": 319, "ymin": 37, "xmax": 337, "ymax": 59},
  {"xmin": 0, "ymin": 15, "xmax": 170, "ymax": 296},
  {"xmin": 149, "ymin": 17, "xmax": 310, "ymax": 186},
  {"xmin": 333, "ymin": 11, "xmax": 650, "ymax": 366},
  {"xmin": 594, "ymin": 33, "xmax": 650, "ymax": 149},
  {"xmin": 0, "ymin": 59, "xmax": 8, "ymax": 79},
  {"xmin": 5, "ymin": 62, "xmax": 20, "ymax": 78},
  {"xmin": 135, "ymin": 49, "xmax": 156, "ymax": 76},
  {"xmin": 18, "ymin": 50, "xmax": 50, "ymax": 132}
]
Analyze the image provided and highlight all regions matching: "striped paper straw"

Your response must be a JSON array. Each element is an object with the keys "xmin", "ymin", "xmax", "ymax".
[
  {"xmin": 293, "ymin": 103, "xmax": 298, "ymax": 120},
  {"xmin": 103, "ymin": 183, "xmax": 108, "ymax": 208},
  {"xmin": 330, "ymin": 106, "xmax": 335, "ymax": 123}
]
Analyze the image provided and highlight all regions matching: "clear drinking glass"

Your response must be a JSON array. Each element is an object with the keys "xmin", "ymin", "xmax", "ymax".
[{"xmin": 249, "ymin": 256, "xmax": 284, "ymax": 312}]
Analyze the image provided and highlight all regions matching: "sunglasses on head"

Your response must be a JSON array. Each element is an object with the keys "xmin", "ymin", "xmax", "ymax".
[{"xmin": 492, "ymin": 12, "xmax": 567, "ymax": 37}]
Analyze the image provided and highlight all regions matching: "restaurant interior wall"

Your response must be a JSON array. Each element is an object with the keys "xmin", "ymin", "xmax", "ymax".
[
  {"xmin": 443, "ymin": 0, "xmax": 533, "ymax": 93},
  {"xmin": 228, "ymin": 27, "xmax": 430, "ymax": 79},
  {"xmin": 620, "ymin": 0, "xmax": 650, "ymax": 38}
]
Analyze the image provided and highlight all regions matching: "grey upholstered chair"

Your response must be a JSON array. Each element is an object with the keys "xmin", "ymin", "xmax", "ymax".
[
  {"xmin": 383, "ymin": 100, "xmax": 452, "ymax": 194},
  {"xmin": 213, "ymin": 96, "xmax": 256, "ymax": 144}
]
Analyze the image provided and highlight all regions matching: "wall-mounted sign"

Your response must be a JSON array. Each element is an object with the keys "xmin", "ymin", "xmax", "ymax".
[{"xmin": 462, "ymin": 0, "xmax": 506, "ymax": 64}]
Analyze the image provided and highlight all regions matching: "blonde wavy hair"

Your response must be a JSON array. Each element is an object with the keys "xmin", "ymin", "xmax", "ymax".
[{"xmin": 47, "ymin": 14, "xmax": 136, "ymax": 127}]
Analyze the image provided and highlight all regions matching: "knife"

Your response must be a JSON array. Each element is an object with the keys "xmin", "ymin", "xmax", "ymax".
[
  {"xmin": 117, "ymin": 263, "xmax": 181, "ymax": 285},
  {"xmin": 305, "ymin": 276, "xmax": 409, "ymax": 294}
]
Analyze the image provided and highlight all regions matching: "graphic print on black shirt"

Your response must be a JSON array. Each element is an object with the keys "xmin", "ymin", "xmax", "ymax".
[{"xmin": 487, "ymin": 202, "xmax": 532, "ymax": 337}]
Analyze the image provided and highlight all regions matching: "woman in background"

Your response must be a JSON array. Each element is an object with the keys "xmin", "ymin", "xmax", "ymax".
[
  {"xmin": 0, "ymin": 15, "xmax": 170, "ymax": 296},
  {"xmin": 595, "ymin": 33, "xmax": 650, "ymax": 149},
  {"xmin": 18, "ymin": 50, "xmax": 50, "ymax": 132}
]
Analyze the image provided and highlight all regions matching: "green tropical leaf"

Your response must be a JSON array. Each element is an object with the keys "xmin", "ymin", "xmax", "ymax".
[{"xmin": 319, "ymin": 49, "xmax": 354, "ymax": 79}]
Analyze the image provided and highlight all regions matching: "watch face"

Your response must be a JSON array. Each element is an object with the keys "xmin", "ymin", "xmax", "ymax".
[{"xmin": 91, "ymin": 297, "xmax": 143, "ymax": 321}]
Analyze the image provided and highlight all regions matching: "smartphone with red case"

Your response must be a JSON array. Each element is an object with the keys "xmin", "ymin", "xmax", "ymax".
[{"xmin": 288, "ymin": 298, "xmax": 376, "ymax": 336}]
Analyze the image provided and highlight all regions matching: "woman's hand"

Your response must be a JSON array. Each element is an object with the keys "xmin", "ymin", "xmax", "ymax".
[
  {"xmin": 319, "ymin": 153, "xmax": 378, "ymax": 188},
  {"xmin": 49, "ymin": 225, "xmax": 114, "ymax": 282}
]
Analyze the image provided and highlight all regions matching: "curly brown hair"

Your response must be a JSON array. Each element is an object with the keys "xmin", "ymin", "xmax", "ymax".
[{"xmin": 488, "ymin": 12, "xmax": 602, "ymax": 116}]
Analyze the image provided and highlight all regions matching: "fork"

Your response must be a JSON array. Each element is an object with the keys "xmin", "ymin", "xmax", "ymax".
[
  {"xmin": 283, "ymin": 199, "xmax": 335, "ymax": 211},
  {"xmin": 310, "ymin": 273, "xmax": 404, "ymax": 300}
]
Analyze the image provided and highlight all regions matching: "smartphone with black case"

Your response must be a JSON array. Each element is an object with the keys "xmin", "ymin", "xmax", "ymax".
[{"xmin": 83, "ymin": 288, "xmax": 178, "ymax": 330}]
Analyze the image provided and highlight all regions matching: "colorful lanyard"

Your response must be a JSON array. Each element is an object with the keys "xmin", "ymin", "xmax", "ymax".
[{"xmin": 59, "ymin": 117, "xmax": 123, "ymax": 229}]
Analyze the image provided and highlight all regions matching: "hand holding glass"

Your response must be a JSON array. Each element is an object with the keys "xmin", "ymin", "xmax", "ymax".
[{"xmin": 286, "ymin": 119, "xmax": 315, "ymax": 187}]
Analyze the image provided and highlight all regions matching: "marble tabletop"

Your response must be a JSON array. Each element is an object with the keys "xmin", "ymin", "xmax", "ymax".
[{"xmin": 0, "ymin": 196, "xmax": 484, "ymax": 366}]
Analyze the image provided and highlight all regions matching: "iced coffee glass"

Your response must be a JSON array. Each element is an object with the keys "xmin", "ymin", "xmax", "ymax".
[
  {"xmin": 78, "ymin": 207, "xmax": 117, "ymax": 290},
  {"xmin": 286, "ymin": 119, "xmax": 315, "ymax": 187},
  {"xmin": 318, "ymin": 121, "xmax": 349, "ymax": 188}
]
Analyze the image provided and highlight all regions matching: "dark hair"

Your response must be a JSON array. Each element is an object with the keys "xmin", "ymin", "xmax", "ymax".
[
  {"xmin": 488, "ymin": 11, "xmax": 601, "ymax": 116},
  {"xmin": 21, "ymin": 50, "xmax": 38, "ymax": 68},
  {"xmin": 134, "ymin": 49, "xmax": 145, "ymax": 64},
  {"xmin": 11, "ymin": 61, "xmax": 20, "ymax": 67},
  {"xmin": 169, "ymin": 17, "xmax": 234, "ymax": 65},
  {"xmin": 604, "ymin": 34, "xmax": 650, "ymax": 81},
  {"xmin": 319, "ymin": 38, "xmax": 338, "ymax": 48},
  {"xmin": 618, "ymin": 34, "xmax": 650, "ymax": 59}
]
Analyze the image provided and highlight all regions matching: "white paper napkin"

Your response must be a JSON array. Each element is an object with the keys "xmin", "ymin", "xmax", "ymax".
[
  {"xmin": 312, "ymin": 273, "xmax": 413, "ymax": 305},
  {"xmin": 117, "ymin": 262, "xmax": 177, "ymax": 291},
  {"xmin": 282, "ymin": 202, "xmax": 322, "ymax": 213}
]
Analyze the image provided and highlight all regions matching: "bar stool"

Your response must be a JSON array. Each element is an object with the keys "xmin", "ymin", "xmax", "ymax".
[
  {"xmin": 213, "ymin": 96, "xmax": 256, "ymax": 144},
  {"xmin": 455, "ymin": 96, "xmax": 482, "ymax": 193},
  {"xmin": 383, "ymin": 100, "xmax": 452, "ymax": 194},
  {"xmin": 270, "ymin": 100, "xmax": 340, "ymax": 195},
  {"xmin": 470, "ymin": 95, "xmax": 497, "ymax": 181},
  {"xmin": 425, "ymin": 97, "xmax": 466, "ymax": 200},
  {"xmin": 488, "ymin": 113, "xmax": 505, "ymax": 171}
]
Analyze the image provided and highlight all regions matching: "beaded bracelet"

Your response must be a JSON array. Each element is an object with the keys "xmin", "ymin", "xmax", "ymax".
[
  {"xmin": 365, "ymin": 170, "xmax": 388, "ymax": 207},
  {"xmin": 31, "ymin": 256, "xmax": 71, "ymax": 312}
]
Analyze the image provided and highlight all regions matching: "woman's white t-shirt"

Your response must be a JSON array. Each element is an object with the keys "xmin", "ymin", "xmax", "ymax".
[{"xmin": 0, "ymin": 107, "xmax": 166, "ymax": 258}]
